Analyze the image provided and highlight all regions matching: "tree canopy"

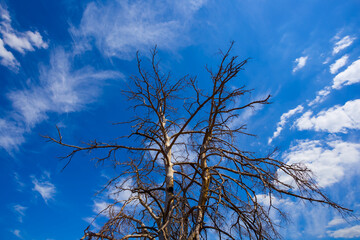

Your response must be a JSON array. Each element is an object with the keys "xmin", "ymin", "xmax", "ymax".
[{"xmin": 46, "ymin": 43, "xmax": 350, "ymax": 240}]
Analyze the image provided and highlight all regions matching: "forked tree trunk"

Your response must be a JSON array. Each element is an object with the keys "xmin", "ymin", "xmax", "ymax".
[
  {"xmin": 160, "ymin": 124, "xmax": 174, "ymax": 240},
  {"xmin": 188, "ymin": 130, "xmax": 211, "ymax": 240}
]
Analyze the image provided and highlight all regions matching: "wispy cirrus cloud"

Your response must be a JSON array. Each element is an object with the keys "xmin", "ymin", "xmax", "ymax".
[
  {"xmin": 71, "ymin": 0, "xmax": 207, "ymax": 59},
  {"xmin": 92, "ymin": 200, "xmax": 121, "ymax": 217},
  {"xmin": 268, "ymin": 105, "xmax": 303, "ymax": 144},
  {"xmin": 11, "ymin": 229, "xmax": 22, "ymax": 238},
  {"xmin": 83, "ymin": 216, "xmax": 100, "ymax": 230},
  {"xmin": 293, "ymin": 56, "xmax": 308, "ymax": 72},
  {"xmin": 0, "ymin": 119, "xmax": 25, "ymax": 151},
  {"xmin": 333, "ymin": 35, "xmax": 356, "ymax": 55},
  {"xmin": 108, "ymin": 179, "xmax": 133, "ymax": 202},
  {"xmin": 296, "ymin": 99, "xmax": 360, "ymax": 133},
  {"xmin": 13, "ymin": 172, "xmax": 25, "ymax": 191},
  {"xmin": 0, "ymin": 5, "xmax": 47, "ymax": 70},
  {"xmin": 90, "ymin": 178, "xmax": 134, "ymax": 221},
  {"xmin": 0, "ymin": 48, "xmax": 123, "ymax": 152},
  {"xmin": 256, "ymin": 193, "xmax": 333, "ymax": 239},
  {"xmin": 308, "ymin": 86, "xmax": 332, "ymax": 107},
  {"xmin": 31, "ymin": 172, "xmax": 56, "ymax": 204},
  {"xmin": 8, "ymin": 48, "xmax": 122, "ymax": 125},
  {"xmin": 13, "ymin": 204, "xmax": 27, "ymax": 222}
]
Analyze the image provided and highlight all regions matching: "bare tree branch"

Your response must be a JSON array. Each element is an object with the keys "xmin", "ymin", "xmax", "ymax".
[{"xmin": 47, "ymin": 42, "xmax": 351, "ymax": 240}]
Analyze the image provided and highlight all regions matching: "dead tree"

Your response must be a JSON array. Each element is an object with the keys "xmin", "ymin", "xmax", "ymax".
[{"xmin": 45, "ymin": 43, "xmax": 350, "ymax": 240}]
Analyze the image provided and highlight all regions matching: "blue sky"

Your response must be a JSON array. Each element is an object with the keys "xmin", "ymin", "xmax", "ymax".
[{"xmin": 1, "ymin": 0, "xmax": 360, "ymax": 239}]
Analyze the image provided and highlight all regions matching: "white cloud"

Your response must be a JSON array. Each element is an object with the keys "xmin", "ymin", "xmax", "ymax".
[
  {"xmin": 93, "ymin": 200, "xmax": 120, "ymax": 217},
  {"xmin": 93, "ymin": 201, "xmax": 110, "ymax": 214},
  {"xmin": 0, "ymin": 5, "xmax": 10, "ymax": 21},
  {"xmin": 7, "ymin": 48, "xmax": 120, "ymax": 126},
  {"xmin": 83, "ymin": 216, "xmax": 100, "ymax": 230},
  {"xmin": 0, "ymin": 119, "xmax": 25, "ymax": 152},
  {"xmin": 13, "ymin": 204, "xmax": 27, "ymax": 222},
  {"xmin": 11, "ymin": 229, "xmax": 22, "ymax": 238},
  {"xmin": 308, "ymin": 58, "xmax": 359, "ymax": 107},
  {"xmin": 308, "ymin": 86, "xmax": 331, "ymax": 107},
  {"xmin": 333, "ymin": 36, "xmax": 356, "ymax": 55},
  {"xmin": 328, "ymin": 217, "xmax": 347, "ymax": 227},
  {"xmin": 0, "ymin": 48, "xmax": 123, "ymax": 151},
  {"xmin": 0, "ymin": 4, "xmax": 47, "ymax": 70},
  {"xmin": 26, "ymin": 31, "xmax": 48, "ymax": 49},
  {"xmin": 13, "ymin": 172, "xmax": 25, "ymax": 191},
  {"xmin": 71, "ymin": 0, "xmax": 206, "ymax": 59},
  {"xmin": 174, "ymin": 0, "xmax": 207, "ymax": 13},
  {"xmin": 293, "ymin": 56, "xmax": 308, "ymax": 72},
  {"xmin": 32, "ymin": 174, "xmax": 56, "ymax": 203},
  {"xmin": 268, "ymin": 105, "xmax": 303, "ymax": 144},
  {"xmin": 93, "ymin": 178, "xmax": 138, "ymax": 218},
  {"xmin": 229, "ymin": 92, "xmax": 269, "ymax": 129},
  {"xmin": 323, "ymin": 57, "xmax": 331, "ymax": 65},
  {"xmin": 2, "ymin": 32, "xmax": 35, "ymax": 53},
  {"xmin": 0, "ymin": 38, "xmax": 18, "ymax": 69},
  {"xmin": 281, "ymin": 140, "xmax": 360, "ymax": 188},
  {"xmin": 296, "ymin": 99, "xmax": 360, "ymax": 133},
  {"xmin": 108, "ymin": 179, "xmax": 133, "ymax": 202},
  {"xmin": 328, "ymin": 225, "xmax": 360, "ymax": 238},
  {"xmin": 256, "ymin": 194, "xmax": 295, "ymax": 208},
  {"xmin": 333, "ymin": 59, "xmax": 360, "ymax": 89},
  {"xmin": 8, "ymin": 88, "xmax": 50, "ymax": 127},
  {"xmin": 0, "ymin": 5, "xmax": 48, "ymax": 53},
  {"xmin": 256, "ymin": 194, "xmax": 332, "ymax": 238},
  {"xmin": 330, "ymin": 55, "xmax": 349, "ymax": 74}
]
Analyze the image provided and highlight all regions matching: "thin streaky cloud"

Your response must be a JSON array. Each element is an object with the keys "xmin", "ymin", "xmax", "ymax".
[
  {"xmin": 13, "ymin": 204, "xmax": 27, "ymax": 222},
  {"xmin": 333, "ymin": 35, "xmax": 356, "ymax": 55},
  {"xmin": 0, "ymin": 119, "xmax": 25, "ymax": 152},
  {"xmin": 71, "ymin": 0, "xmax": 206, "ymax": 59},
  {"xmin": 330, "ymin": 55, "xmax": 348, "ymax": 74},
  {"xmin": 0, "ymin": 4, "xmax": 10, "ymax": 21},
  {"xmin": 13, "ymin": 172, "xmax": 25, "ymax": 190},
  {"xmin": 268, "ymin": 105, "xmax": 303, "ymax": 144},
  {"xmin": 11, "ymin": 229, "xmax": 22, "ymax": 238},
  {"xmin": 92, "ymin": 200, "xmax": 120, "ymax": 217},
  {"xmin": 0, "ymin": 48, "xmax": 123, "ymax": 152},
  {"xmin": 308, "ymin": 86, "xmax": 331, "ymax": 107},
  {"xmin": 32, "ymin": 176, "xmax": 56, "ymax": 204},
  {"xmin": 256, "ymin": 193, "xmax": 332, "ymax": 238},
  {"xmin": 83, "ymin": 217, "xmax": 100, "ymax": 230},
  {"xmin": 293, "ymin": 56, "xmax": 308, "ymax": 72}
]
